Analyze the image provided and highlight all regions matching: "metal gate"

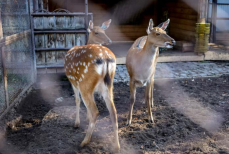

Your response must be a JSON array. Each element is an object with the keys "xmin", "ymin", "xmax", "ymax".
[
  {"xmin": 31, "ymin": 0, "xmax": 92, "ymax": 73},
  {"xmin": 0, "ymin": 0, "xmax": 36, "ymax": 117},
  {"xmin": 208, "ymin": 0, "xmax": 229, "ymax": 44}
]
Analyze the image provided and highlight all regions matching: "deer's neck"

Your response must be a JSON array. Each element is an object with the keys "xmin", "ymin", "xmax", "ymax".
[
  {"xmin": 87, "ymin": 34, "xmax": 93, "ymax": 45},
  {"xmin": 142, "ymin": 37, "xmax": 158, "ymax": 55}
]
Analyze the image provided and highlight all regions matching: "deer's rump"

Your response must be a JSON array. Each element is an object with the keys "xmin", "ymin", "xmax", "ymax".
[{"xmin": 64, "ymin": 44, "xmax": 116, "ymax": 87}]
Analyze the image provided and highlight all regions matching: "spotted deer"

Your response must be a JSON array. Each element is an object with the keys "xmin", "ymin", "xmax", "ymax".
[
  {"xmin": 64, "ymin": 19, "xmax": 120, "ymax": 151},
  {"xmin": 126, "ymin": 19, "xmax": 175, "ymax": 125}
]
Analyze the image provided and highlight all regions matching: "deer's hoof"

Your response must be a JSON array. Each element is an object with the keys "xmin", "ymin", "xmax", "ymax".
[
  {"xmin": 74, "ymin": 123, "xmax": 80, "ymax": 128},
  {"xmin": 80, "ymin": 141, "xmax": 88, "ymax": 147},
  {"xmin": 113, "ymin": 144, "xmax": 120, "ymax": 153},
  {"xmin": 148, "ymin": 119, "xmax": 154, "ymax": 123},
  {"xmin": 126, "ymin": 120, "xmax": 131, "ymax": 126}
]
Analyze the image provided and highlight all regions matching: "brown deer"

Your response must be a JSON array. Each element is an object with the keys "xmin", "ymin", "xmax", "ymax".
[
  {"xmin": 126, "ymin": 19, "xmax": 175, "ymax": 125},
  {"xmin": 64, "ymin": 19, "xmax": 120, "ymax": 151}
]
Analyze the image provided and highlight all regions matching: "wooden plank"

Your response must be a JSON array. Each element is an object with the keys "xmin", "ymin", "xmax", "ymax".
[
  {"xmin": 34, "ymin": 34, "xmax": 44, "ymax": 48},
  {"xmin": 66, "ymin": 34, "xmax": 75, "ymax": 48},
  {"xmin": 215, "ymin": 40, "xmax": 229, "ymax": 45},
  {"xmin": 44, "ymin": 34, "xmax": 55, "ymax": 48},
  {"xmin": 76, "ymin": 34, "xmax": 86, "ymax": 45},
  {"xmin": 75, "ymin": 17, "xmax": 85, "ymax": 29},
  {"xmin": 216, "ymin": 33, "xmax": 229, "ymax": 40},
  {"xmin": 55, "ymin": 16, "xmax": 65, "ymax": 29},
  {"xmin": 43, "ymin": 16, "xmax": 55, "ymax": 29},
  {"xmin": 56, "ymin": 34, "xmax": 65, "ymax": 48},
  {"xmin": 56, "ymin": 51, "xmax": 67, "ymax": 64},
  {"xmin": 36, "ymin": 51, "xmax": 46, "ymax": 65},
  {"xmin": 168, "ymin": 8, "xmax": 197, "ymax": 15},
  {"xmin": 34, "ymin": 17, "xmax": 43, "ymax": 29},
  {"xmin": 170, "ymin": 18, "xmax": 197, "ymax": 26},
  {"xmin": 46, "ymin": 51, "xmax": 56, "ymax": 64},
  {"xmin": 170, "ymin": 13, "xmax": 197, "ymax": 20},
  {"xmin": 66, "ymin": 16, "xmax": 76, "ymax": 29},
  {"xmin": 170, "ymin": 28, "xmax": 196, "ymax": 36},
  {"xmin": 170, "ymin": 23, "xmax": 196, "ymax": 32},
  {"xmin": 170, "ymin": 32, "xmax": 196, "ymax": 42},
  {"xmin": 166, "ymin": 2, "xmax": 195, "ymax": 9}
]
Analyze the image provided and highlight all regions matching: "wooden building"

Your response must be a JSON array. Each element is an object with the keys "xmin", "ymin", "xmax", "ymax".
[
  {"xmin": 32, "ymin": 0, "xmax": 229, "ymax": 71},
  {"xmin": 47, "ymin": 0, "xmax": 199, "ymax": 42}
]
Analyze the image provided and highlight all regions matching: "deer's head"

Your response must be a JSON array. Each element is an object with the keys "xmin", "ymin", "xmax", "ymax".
[
  {"xmin": 146, "ymin": 19, "xmax": 175, "ymax": 48},
  {"xmin": 87, "ymin": 19, "xmax": 112, "ymax": 45}
]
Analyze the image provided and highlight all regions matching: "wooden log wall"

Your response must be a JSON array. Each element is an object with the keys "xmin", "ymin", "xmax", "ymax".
[
  {"xmin": 48, "ymin": 0, "xmax": 157, "ymax": 41},
  {"xmin": 166, "ymin": 0, "xmax": 198, "ymax": 42}
]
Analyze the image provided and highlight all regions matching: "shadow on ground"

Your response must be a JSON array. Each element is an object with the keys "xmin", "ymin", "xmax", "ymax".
[{"xmin": 0, "ymin": 76, "xmax": 229, "ymax": 154}]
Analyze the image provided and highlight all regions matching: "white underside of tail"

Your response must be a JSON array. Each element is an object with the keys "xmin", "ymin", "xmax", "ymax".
[
  {"xmin": 95, "ymin": 61, "xmax": 116, "ymax": 76},
  {"xmin": 95, "ymin": 62, "xmax": 107, "ymax": 75}
]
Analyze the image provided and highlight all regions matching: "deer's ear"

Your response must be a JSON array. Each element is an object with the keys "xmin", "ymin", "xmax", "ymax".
[
  {"xmin": 157, "ymin": 19, "xmax": 170, "ymax": 30},
  {"xmin": 88, "ymin": 20, "xmax": 94, "ymax": 32},
  {"xmin": 101, "ymin": 19, "xmax": 112, "ymax": 30},
  {"xmin": 147, "ymin": 19, "xmax": 154, "ymax": 34}
]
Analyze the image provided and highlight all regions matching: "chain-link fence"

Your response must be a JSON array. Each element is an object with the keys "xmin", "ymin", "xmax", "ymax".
[{"xmin": 0, "ymin": 0, "xmax": 35, "ymax": 116}]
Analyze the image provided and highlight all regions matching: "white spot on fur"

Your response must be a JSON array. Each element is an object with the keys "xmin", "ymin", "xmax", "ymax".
[
  {"xmin": 96, "ymin": 64, "xmax": 103, "ymax": 75},
  {"xmin": 78, "ymin": 67, "xmax": 79, "ymax": 70},
  {"xmin": 82, "ymin": 74, "xmax": 84, "ymax": 78},
  {"xmin": 99, "ymin": 53, "xmax": 103, "ymax": 56},
  {"xmin": 89, "ymin": 54, "xmax": 92, "ymax": 57},
  {"xmin": 84, "ymin": 66, "xmax": 88, "ymax": 73},
  {"xmin": 83, "ymin": 62, "xmax": 85, "ymax": 66},
  {"xmin": 90, "ymin": 123, "xmax": 94, "ymax": 128}
]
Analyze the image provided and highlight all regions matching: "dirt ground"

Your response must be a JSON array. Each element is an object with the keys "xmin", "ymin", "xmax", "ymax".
[{"xmin": 0, "ymin": 75, "xmax": 229, "ymax": 154}]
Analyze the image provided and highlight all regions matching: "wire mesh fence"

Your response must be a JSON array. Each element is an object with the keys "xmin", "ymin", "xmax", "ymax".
[{"xmin": 0, "ymin": 0, "xmax": 35, "ymax": 115}]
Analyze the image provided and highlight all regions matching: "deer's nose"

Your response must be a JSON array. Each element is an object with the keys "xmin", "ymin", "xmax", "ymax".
[{"xmin": 171, "ymin": 40, "xmax": 176, "ymax": 45}]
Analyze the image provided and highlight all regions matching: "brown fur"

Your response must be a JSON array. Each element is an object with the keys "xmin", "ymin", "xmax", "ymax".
[
  {"xmin": 64, "ymin": 19, "xmax": 120, "ymax": 152},
  {"xmin": 126, "ymin": 19, "xmax": 175, "ymax": 125}
]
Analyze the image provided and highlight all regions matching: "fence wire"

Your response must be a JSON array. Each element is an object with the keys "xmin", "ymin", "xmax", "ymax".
[{"xmin": 0, "ymin": 0, "xmax": 35, "ymax": 115}]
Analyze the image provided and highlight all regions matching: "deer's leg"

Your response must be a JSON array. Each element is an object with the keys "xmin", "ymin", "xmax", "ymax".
[
  {"xmin": 86, "ymin": 110, "xmax": 90, "ymax": 121},
  {"xmin": 150, "ymin": 75, "xmax": 155, "ymax": 108},
  {"xmin": 80, "ymin": 92, "xmax": 99, "ymax": 147},
  {"xmin": 145, "ymin": 80, "xmax": 154, "ymax": 123},
  {"xmin": 102, "ymin": 84, "xmax": 120, "ymax": 151},
  {"xmin": 72, "ymin": 85, "xmax": 81, "ymax": 127},
  {"xmin": 126, "ymin": 79, "xmax": 136, "ymax": 125}
]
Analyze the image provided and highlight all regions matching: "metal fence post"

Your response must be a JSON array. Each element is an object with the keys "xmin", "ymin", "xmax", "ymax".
[
  {"xmin": 0, "ymin": 11, "xmax": 9, "ymax": 108},
  {"xmin": 1, "ymin": 47, "xmax": 9, "ymax": 108},
  {"xmin": 29, "ymin": 0, "xmax": 37, "ymax": 82},
  {"xmin": 85, "ymin": 0, "xmax": 88, "ymax": 44}
]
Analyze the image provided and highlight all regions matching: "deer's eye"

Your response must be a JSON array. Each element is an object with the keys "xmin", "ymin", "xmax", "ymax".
[
  {"xmin": 95, "ymin": 32, "xmax": 99, "ymax": 35},
  {"xmin": 156, "ymin": 33, "xmax": 160, "ymax": 36}
]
